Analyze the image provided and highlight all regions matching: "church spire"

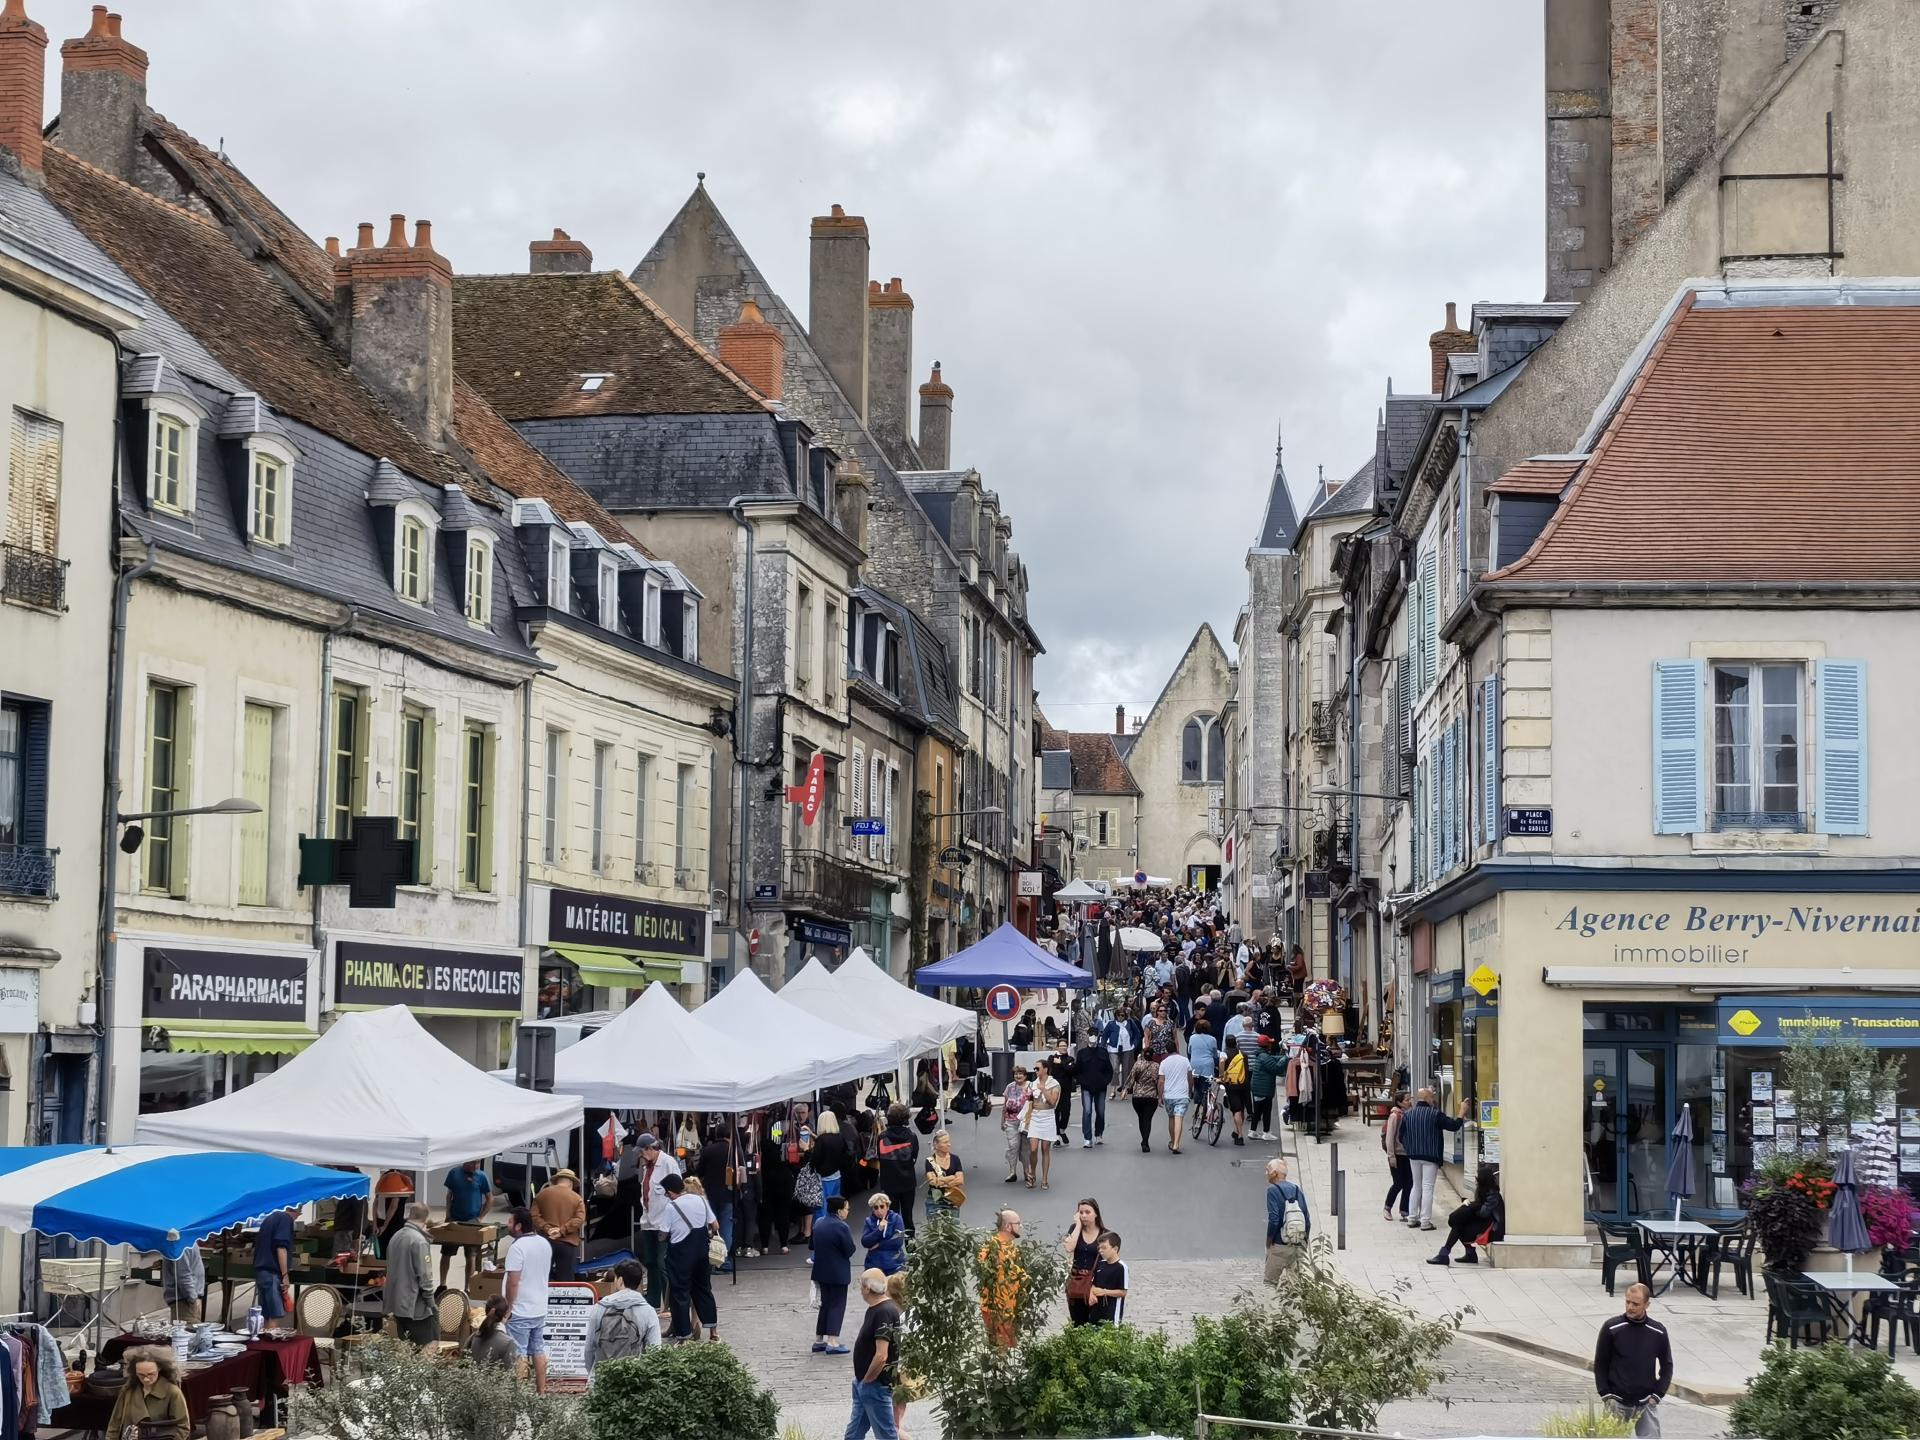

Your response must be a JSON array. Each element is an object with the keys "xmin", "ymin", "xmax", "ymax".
[{"xmin": 1253, "ymin": 414, "xmax": 1300, "ymax": 552}]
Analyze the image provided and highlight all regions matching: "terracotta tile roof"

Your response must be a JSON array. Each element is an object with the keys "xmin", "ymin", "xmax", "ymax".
[
  {"xmin": 452, "ymin": 271, "xmax": 770, "ymax": 420},
  {"xmin": 1488, "ymin": 297, "xmax": 1920, "ymax": 585},
  {"xmin": 449, "ymin": 385, "xmax": 635, "ymax": 546},
  {"xmin": 1067, "ymin": 732, "xmax": 1140, "ymax": 796},
  {"xmin": 1486, "ymin": 457, "xmax": 1582, "ymax": 497}
]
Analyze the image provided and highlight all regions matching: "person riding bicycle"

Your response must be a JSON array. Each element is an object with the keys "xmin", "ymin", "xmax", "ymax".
[{"xmin": 1187, "ymin": 1016, "xmax": 1219, "ymax": 1120}]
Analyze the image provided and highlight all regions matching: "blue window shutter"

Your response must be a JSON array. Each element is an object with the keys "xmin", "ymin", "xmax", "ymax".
[
  {"xmin": 1428, "ymin": 741, "xmax": 1442, "ymax": 876},
  {"xmin": 1482, "ymin": 675, "xmax": 1499, "ymax": 845},
  {"xmin": 1816, "ymin": 660, "xmax": 1867, "ymax": 835},
  {"xmin": 1417, "ymin": 550, "xmax": 1437, "ymax": 693},
  {"xmin": 1412, "ymin": 759, "xmax": 1426, "ymax": 888},
  {"xmin": 1652, "ymin": 660, "xmax": 1706, "ymax": 834},
  {"xmin": 20, "ymin": 702, "xmax": 49, "ymax": 850},
  {"xmin": 1440, "ymin": 727, "xmax": 1454, "ymax": 870}
]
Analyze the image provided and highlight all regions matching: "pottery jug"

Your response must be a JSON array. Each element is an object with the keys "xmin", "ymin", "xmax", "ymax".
[
  {"xmin": 231, "ymin": 1385, "xmax": 256, "ymax": 1436},
  {"xmin": 203, "ymin": 1392, "xmax": 241, "ymax": 1440}
]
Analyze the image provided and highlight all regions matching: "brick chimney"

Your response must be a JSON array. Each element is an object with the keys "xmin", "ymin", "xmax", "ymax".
[
  {"xmin": 1115, "ymin": 705, "xmax": 1125, "ymax": 736},
  {"xmin": 0, "ymin": 0, "xmax": 48, "ymax": 177},
  {"xmin": 334, "ymin": 215, "xmax": 455, "ymax": 448},
  {"xmin": 1428, "ymin": 301, "xmax": 1474, "ymax": 394},
  {"xmin": 917, "ymin": 362, "xmax": 953, "ymax": 470},
  {"xmin": 529, "ymin": 227, "xmax": 592, "ymax": 274},
  {"xmin": 809, "ymin": 204, "xmax": 869, "ymax": 421},
  {"xmin": 833, "ymin": 457, "xmax": 870, "ymax": 553},
  {"xmin": 717, "ymin": 300, "xmax": 784, "ymax": 401},
  {"xmin": 867, "ymin": 276, "xmax": 914, "ymax": 457},
  {"xmin": 58, "ymin": 6, "xmax": 146, "ymax": 182}
]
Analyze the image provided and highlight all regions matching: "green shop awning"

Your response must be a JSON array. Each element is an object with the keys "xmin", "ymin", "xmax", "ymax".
[
  {"xmin": 145, "ymin": 1018, "xmax": 317, "ymax": 1055},
  {"xmin": 548, "ymin": 945, "xmax": 682, "ymax": 989}
]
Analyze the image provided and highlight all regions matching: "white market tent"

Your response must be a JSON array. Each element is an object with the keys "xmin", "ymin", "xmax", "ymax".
[
  {"xmin": 552, "ymin": 982, "xmax": 818, "ymax": 1112},
  {"xmin": 1053, "ymin": 878, "xmax": 1109, "ymax": 902},
  {"xmin": 782, "ymin": 949, "xmax": 973, "ymax": 1065},
  {"xmin": 697, "ymin": 967, "xmax": 897, "ymax": 1092},
  {"xmin": 134, "ymin": 1005, "xmax": 583, "ymax": 1172}
]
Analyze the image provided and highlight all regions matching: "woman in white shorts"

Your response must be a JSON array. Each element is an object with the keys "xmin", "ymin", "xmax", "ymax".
[{"xmin": 1024, "ymin": 1058, "xmax": 1062, "ymax": 1189}]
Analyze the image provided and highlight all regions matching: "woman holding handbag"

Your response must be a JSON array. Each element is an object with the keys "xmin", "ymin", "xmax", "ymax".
[
  {"xmin": 1024, "ymin": 1058, "xmax": 1062, "ymax": 1190},
  {"xmin": 1000, "ymin": 1064, "xmax": 1030, "ymax": 1183},
  {"xmin": 923, "ymin": 1130, "xmax": 966, "ymax": 1225},
  {"xmin": 1060, "ymin": 1197, "xmax": 1105, "ymax": 1325}
]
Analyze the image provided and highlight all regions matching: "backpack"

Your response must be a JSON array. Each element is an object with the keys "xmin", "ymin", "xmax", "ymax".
[
  {"xmin": 1224, "ymin": 1051, "xmax": 1247, "ymax": 1086},
  {"xmin": 596, "ymin": 1301, "xmax": 652, "ymax": 1362}
]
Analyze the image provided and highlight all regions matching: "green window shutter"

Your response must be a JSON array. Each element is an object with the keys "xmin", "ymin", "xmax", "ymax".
[
  {"xmin": 1652, "ymin": 660, "xmax": 1706, "ymax": 835},
  {"xmin": 1815, "ymin": 660, "xmax": 1867, "ymax": 835},
  {"xmin": 480, "ymin": 725, "xmax": 497, "ymax": 892},
  {"xmin": 238, "ymin": 702, "xmax": 273, "ymax": 905},
  {"xmin": 419, "ymin": 713, "xmax": 437, "ymax": 885},
  {"xmin": 171, "ymin": 686, "xmax": 194, "ymax": 898},
  {"xmin": 1417, "ymin": 549, "xmax": 1438, "ymax": 693}
]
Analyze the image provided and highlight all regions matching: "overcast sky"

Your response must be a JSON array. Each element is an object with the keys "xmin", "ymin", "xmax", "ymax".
[{"xmin": 50, "ymin": 1, "xmax": 1543, "ymax": 725}]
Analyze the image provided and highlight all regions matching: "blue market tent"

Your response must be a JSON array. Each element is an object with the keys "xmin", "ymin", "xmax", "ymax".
[
  {"xmin": 0, "ymin": 1145, "xmax": 369, "ymax": 1258},
  {"xmin": 914, "ymin": 923, "xmax": 1094, "ymax": 992}
]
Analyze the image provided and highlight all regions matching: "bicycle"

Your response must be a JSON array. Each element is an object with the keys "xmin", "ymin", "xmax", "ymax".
[{"xmin": 1197, "ymin": 1075, "xmax": 1225, "ymax": 1146}]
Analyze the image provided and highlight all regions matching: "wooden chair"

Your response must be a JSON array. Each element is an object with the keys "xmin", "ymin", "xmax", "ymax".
[
  {"xmin": 436, "ymin": 1288, "xmax": 472, "ymax": 1344},
  {"xmin": 296, "ymin": 1282, "xmax": 345, "ymax": 1387}
]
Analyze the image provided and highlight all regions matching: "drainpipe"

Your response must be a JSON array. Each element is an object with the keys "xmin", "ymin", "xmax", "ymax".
[
  {"xmin": 518, "ymin": 676, "xmax": 534, "ymax": 950},
  {"xmin": 728, "ymin": 497, "xmax": 758, "ymax": 974},
  {"xmin": 93, "ymin": 522, "xmax": 154, "ymax": 1145}
]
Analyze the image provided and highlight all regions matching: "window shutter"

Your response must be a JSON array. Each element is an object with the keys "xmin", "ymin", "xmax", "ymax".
[
  {"xmin": 1652, "ymin": 660, "xmax": 1706, "ymax": 835},
  {"xmin": 171, "ymin": 687, "xmax": 195, "ymax": 898},
  {"xmin": 1427, "ymin": 741, "xmax": 1442, "ymax": 878},
  {"xmin": 1396, "ymin": 658, "xmax": 1412, "ymax": 795},
  {"xmin": 1418, "ymin": 549, "xmax": 1438, "ymax": 693},
  {"xmin": 18, "ymin": 702, "xmax": 48, "ymax": 850},
  {"xmin": 1412, "ymin": 759, "xmax": 1426, "ymax": 889},
  {"xmin": 1481, "ymin": 675, "xmax": 1499, "ymax": 846},
  {"xmin": 239, "ymin": 702, "xmax": 273, "ymax": 905},
  {"xmin": 884, "ymin": 763, "xmax": 897, "ymax": 865},
  {"xmin": 870, "ymin": 754, "xmax": 885, "ymax": 860},
  {"xmin": 851, "ymin": 744, "xmax": 865, "ymax": 855},
  {"xmin": 480, "ymin": 726, "xmax": 498, "ymax": 891},
  {"xmin": 1815, "ymin": 660, "xmax": 1867, "ymax": 835},
  {"xmin": 1441, "ymin": 725, "xmax": 1456, "ymax": 870}
]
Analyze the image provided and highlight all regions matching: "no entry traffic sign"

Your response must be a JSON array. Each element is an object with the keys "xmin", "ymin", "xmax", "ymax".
[{"xmin": 984, "ymin": 984, "xmax": 1021, "ymax": 1022}]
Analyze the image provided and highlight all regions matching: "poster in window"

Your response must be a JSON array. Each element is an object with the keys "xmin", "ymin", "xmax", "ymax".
[
  {"xmin": 1902, "ymin": 1144, "xmax": 1920, "ymax": 1172},
  {"xmin": 1751, "ymin": 1071, "xmax": 1773, "ymax": 1101}
]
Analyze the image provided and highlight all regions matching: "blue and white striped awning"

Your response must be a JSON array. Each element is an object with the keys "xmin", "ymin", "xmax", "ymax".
[{"xmin": 0, "ymin": 1145, "xmax": 369, "ymax": 1258}]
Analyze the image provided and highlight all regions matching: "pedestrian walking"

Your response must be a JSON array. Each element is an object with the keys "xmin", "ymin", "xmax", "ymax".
[
  {"xmin": 383, "ymin": 1201, "xmax": 438, "ymax": 1346},
  {"xmin": 635, "ymin": 1132, "xmax": 682, "ymax": 1311},
  {"xmin": 810, "ymin": 1195, "xmax": 857, "ymax": 1355},
  {"xmin": 924, "ymin": 1130, "xmax": 966, "ymax": 1224},
  {"xmin": 1125, "ymin": 1051, "xmax": 1162, "ymax": 1152},
  {"xmin": 440, "ymin": 1158, "xmax": 492, "ymax": 1288},
  {"xmin": 533, "ymin": 1167, "xmax": 586, "ymax": 1281},
  {"xmin": 1073, "ymin": 1028, "xmax": 1111, "ymax": 1147},
  {"xmin": 862, "ymin": 1191, "xmax": 907, "ymax": 1275},
  {"xmin": 1221, "ymin": 1035, "xmax": 1251, "ymax": 1146},
  {"xmin": 1382, "ymin": 1091, "xmax": 1413, "ymax": 1221},
  {"xmin": 1248, "ymin": 1035, "xmax": 1285, "ymax": 1140},
  {"xmin": 1060, "ymin": 1198, "xmax": 1105, "ymax": 1325},
  {"xmin": 1263, "ymin": 1157, "xmax": 1312, "ymax": 1284},
  {"xmin": 660, "ymin": 1173, "xmax": 720, "ymax": 1343},
  {"xmin": 1157, "ymin": 1046, "xmax": 1193, "ymax": 1154},
  {"xmin": 1051, "ymin": 1039, "xmax": 1075, "ymax": 1135},
  {"xmin": 1000, "ymin": 1064, "xmax": 1030, "ymax": 1182},
  {"xmin": 502, "ymin": 1205, "xmax": 553, "ymax": 1393},
  {"xmin": 1087, "ymin": 1231, "xmax": 1129, "ymax": 1324},
  {"xmin": 583, "ymin": 1259, "xmax": 660, "ymax": 1374},
  {"xmin": 1430, "ymin": 1163, "xmax": 1505, "ymax": 1265},
  {"xmin": 1025, "ymin": 1059, "xmax": 1061, "ymax": 1189},
  {"xmin": 876, "ymin": 1103, "xmax": 921, "ymax": 1237},
  {"xmin": 843, "ymin": 1268, "xmax": 904, "ymax": 1440},
  {"xmin": 1594, "ymin": 1284, "xmax": 1672, "ymax": 1437},
  {"xmin": 1112, "ymin": 1006, "xmax": 1141, "ymax": 1098},
  {"xmin": 1400, "ymin": 1088, "xmax": 1469, "ymax": 1230},
  {"xmin": 695, "ymin": 1123, "xmax": 736, "ymax": 1271}
]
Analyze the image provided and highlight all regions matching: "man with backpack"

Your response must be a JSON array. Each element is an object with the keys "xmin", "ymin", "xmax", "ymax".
[
  {"xmin": 584, "ymin": 1259, "xmax": 660, "ymax": 1375},
  {"xmin": 1264, "ymin": 1156, "xmax": 1312, "ymax": 1284}
]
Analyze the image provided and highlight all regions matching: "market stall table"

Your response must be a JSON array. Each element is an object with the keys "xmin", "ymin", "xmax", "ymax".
[
  {"xmin": 1802, "ymin": 1268, "xmax": 1900, "ymax": 1345},
  {"xmin": 50, "ymin": 1332, "xmax": 309, "ymax": 1431},
  {"xmin": 1636, "ymin": 1218, "xmax": 1718, "ymax": 1296}
]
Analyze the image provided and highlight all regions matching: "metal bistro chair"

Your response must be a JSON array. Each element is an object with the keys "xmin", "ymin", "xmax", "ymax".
[
  {"xmin": 1866, "ymin": 1263, "xmax": 1920, "ymax": 1358},
  {"xmin": 1763, "ymin": 1271, "xmax": 1844, "ymax": 1348},
  {"xmin": 1594, "ymin": 1218, "xmax": 1651, "ymax": 1297},
  {"xmin": 1699, "ymin": 1218, "xmax": 1758, "ymax": 1301}
]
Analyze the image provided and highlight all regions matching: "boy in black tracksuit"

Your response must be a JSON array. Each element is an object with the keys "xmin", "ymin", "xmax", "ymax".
[
  {"xmin": 875, "ymin": 1104, "xmax": 920, "ymax": 1237},
  {"xmin": 1593, "ymin": 1285, "xmax": 1673, "ymax": 1437}
]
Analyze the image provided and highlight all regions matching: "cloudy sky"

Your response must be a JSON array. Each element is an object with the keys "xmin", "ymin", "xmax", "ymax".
[{"xmin": 51, "ymin": 1, "xmax": 1542, "ymax": 724}]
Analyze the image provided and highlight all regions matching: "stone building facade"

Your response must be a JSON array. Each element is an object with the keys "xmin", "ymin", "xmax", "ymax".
[{"xmin": 1126, "ymin": 625, "xmax": 1235, "ymax": 890}]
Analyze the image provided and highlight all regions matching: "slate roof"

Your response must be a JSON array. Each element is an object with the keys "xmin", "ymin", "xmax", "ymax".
[
  {"xmin": 1112, "ymin": 732, "xmax": 1139, "ymax": 761},
  {"xmin": 1307, "ymin": 455, "xmax": 1376, "ymax": 521},
  {"xmin": 1040, "ymin": 748, "xmax": 1072, "ymax": 792},
  {"xmin": 1252, "ymin": 420, "xmax": 1299, "ymax": 551},
  {"xmin": 511, "ymin": 413, "xmax": 795, "ymax": 509},
  {"xmin": 1067, "ymin": 732, "xmax": 1140, "ymax": 796},
  {"xmin": 854, "ymin": 585, "xmax": 963, "ymax": 743},
  {"xmin": 1486, "ymin": 457, "xmax": 1583, "ymax": 497},
  {"xmin": 452, "ymin": 271, "xmax": 769, "ymax": 419},
  {"xmin": 1488, "ymin": 288, "xmax": 1920, "ymax": 585},
  {"xmin": 1383, "ymin": 392, "xmax": 1438, "ymax": 490}
]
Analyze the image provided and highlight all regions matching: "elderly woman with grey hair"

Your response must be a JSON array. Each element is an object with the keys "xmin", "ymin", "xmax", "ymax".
[{"xmin": 106, "ymin": 1345, "xmax": 189, "ymax": 1440}]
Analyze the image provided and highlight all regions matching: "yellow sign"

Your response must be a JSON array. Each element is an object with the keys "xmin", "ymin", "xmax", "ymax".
[
  {"xmin": 1728, "ymin": 1008, "xmax": 1763, "ymax": 1037},
  {"xmin": 1593, "ymin": 1077, "xmax": 1606, "ymax": 1092},
  {"xmin": 1467, "ymin": 963, "xmax": 1498, "ymax": 997}
]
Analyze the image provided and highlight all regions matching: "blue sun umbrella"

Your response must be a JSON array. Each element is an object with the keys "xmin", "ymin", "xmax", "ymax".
[
  {"xmin": 1828, "ymin": 1147, "xmax": 1872, "ymax": 1273},
  {"xmin": 1665, "ymin": 1106, "xmax": 1696, "ymax": 1221}
]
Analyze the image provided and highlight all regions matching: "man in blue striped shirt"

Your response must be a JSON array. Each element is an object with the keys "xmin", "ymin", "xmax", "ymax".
[{"xmin": 1399, "ymin": 1088, "xmax": 1468, "ymax": 1230}]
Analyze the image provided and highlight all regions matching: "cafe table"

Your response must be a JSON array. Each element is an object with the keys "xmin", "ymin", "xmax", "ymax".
[
  {"xmin": 1801, "ymin": 1268, "xmax": 1900, "ymax": 1345},
  {"xmin": 1636, "ymin": 1218, "xmax": 1719, "ymax": 1296}
]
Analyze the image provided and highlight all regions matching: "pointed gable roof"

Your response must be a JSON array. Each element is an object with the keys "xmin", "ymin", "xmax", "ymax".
[
  {"xmin": 1252, "ymin": 419, "xmax": 1299, "ymax": 552},
  {"xmin": 1131, "ymin": 623, "xmax": 1233, "ymax": 744}
]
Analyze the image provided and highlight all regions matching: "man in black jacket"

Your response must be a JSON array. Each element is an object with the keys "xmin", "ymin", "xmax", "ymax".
[
  {"xmin": 1593, "ymin": 1283, "xmax": 1672, "ymax": 1436},
  {"xmin": 1073, "ymin": 1032, "xmax": 1112, "ymax": 1148},
  {"xmin": 874, "ymin": 1104, "xmax": 920, "ymax": 1238}
]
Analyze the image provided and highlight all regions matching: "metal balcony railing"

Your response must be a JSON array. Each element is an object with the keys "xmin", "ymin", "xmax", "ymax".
[
  {"xmin": 785, "ymin": 847, "xmax": 873, "ymax": 920},
  {"xmin": 1, "ymin": 545, "xmax": 67, "ymax": 611},
  {"xmin": 0, "ymin": 844, "xmax": 56, "ymax": 898}
]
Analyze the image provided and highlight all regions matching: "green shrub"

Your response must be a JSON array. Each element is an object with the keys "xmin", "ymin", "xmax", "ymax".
[
  {"xmin": 290, "ymin": 1336, "xmax": 584, "ymax": 1440},
  {"xmin": 583, "ymin": 1341, "xmax": 778, "ymax": 1440},
  {"xmin": 1018, "ymin": 1323, "xmax": 1190, "ymax": 1437},
  {"xmin": 1540, "ymin": 1405, "xmax": 1637, "ymax": 1437},
  {"xmin": 1178, "ymin": 1290, "xmax": 1300, "ymax": 1425},
  {"xmin": 1729, "ymin": 1341, "xmax": 1920, "ymax": 1439}
]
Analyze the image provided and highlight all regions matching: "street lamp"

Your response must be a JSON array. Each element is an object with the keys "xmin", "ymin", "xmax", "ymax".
[
  {"xmin": 116, "ymin": 797, "xmax": 261, "ymax": 853},
  {"xmin": 1311, "ymin": 786, "xmax": 1405, "ymax": 804}
]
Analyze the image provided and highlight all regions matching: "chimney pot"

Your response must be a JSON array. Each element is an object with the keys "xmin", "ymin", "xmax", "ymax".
[
  {"xmin": 1115, "ymin": 705, "xmax": 1125, "ymax": 736},
  {"xmin": 1445, "ymin": 301, "xmax": 1458, "ymax": 329},
  {"xmin": 356, "ymin": 221, "xmax": 375, "ymax": 249},
  {"xmin": 717, "ymin": 299, "xmax": 784, "ymax": 401},
  {"xmin": 831, "ymin": 204, "xmax": 845, "ymax": 217},
  {"xmin": 552, "ymin": 227, "xmax": 568, "ymax": 241},
  {"xmin": 1428, "ymin": 297, "xmax": 1474, "ymax": 394},
  {"xmin": 413, "ymin": 218, "xmax": 434, "ymax": 252},
  {"xmin": 104, "ymin": 11, "xmax": 121, "ymax": 37},
  {"xmin": 324, "ymin": 235, "xmax": 340, "ymax": 258},
  {"xmin": 85, "ymin": 4, "xmax": 104, "ymax": 34},
  {"xmin": 528, "ymin": 227, "xmax": 593, "ymax": 273},
  {"xmin": 384, "ymin": 214, "xmax": 408, "ymax": 248}
]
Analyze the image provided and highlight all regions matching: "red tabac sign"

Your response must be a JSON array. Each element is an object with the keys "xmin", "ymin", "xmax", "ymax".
[{"xmin": 787, "ymin": 751, "xmax": 827, "ymax": 827}]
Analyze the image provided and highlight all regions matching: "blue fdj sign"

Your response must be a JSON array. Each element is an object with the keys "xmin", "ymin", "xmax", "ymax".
[
  {"xmin": 851, "ymin": 819, "xmax": 886, "ymax": 838},
  {"xmin": 1718, "ymin": 996, "xmax": 1920, "ymax": 1048},
  {"xmin": 1430, "ymin": 971, "xmax": 1462, "ymax": 1004}
]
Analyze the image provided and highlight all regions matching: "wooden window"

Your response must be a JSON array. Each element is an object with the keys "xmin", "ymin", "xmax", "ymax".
[
  {"xmin": 464, "ymin": 538, "xmax": 491, "ymax": 626},
  {"xmin": 397, "ymin": 516, "xmax": 428, "ymax": 602},
  {"xmin": 329, "ymin": 686, "xmax": 364, "ymax": 839},
  {"xmin": 150, "ymin": 413, "xmax": 187, "ymax": 514},
  {"xmin": 144, "ymin": 681, "xmax": 191, "ymax": 896},
  {"xmin": 461, "ymin": 721, "xmax": 493, "ymax": 891},
  {"xmin": 249, "ymin": 451, "xmax": 286, "ymax": 545}
]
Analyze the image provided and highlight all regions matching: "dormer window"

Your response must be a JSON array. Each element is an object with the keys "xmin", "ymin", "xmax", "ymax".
[
  {"xmin": 150, "ymin": 413, "xmax": 189, "ymax": 514},
  {"xmin": 597, "ymin": 556, "xmax": 619, "ymax": 630},
  {"xmin": 547, "ymin": 535, "xmax": 570, "ymax": 614},
  {"xmin": 682, "ymin": 595, "xmax": 699, "ymax": 661},
  {"xmin": 580, "ymin": 373, "xmax": 611, "ymax": 393},
  {"xmin": 642, "ymin": 572, "xmax": 663, "ymax": 646},
  {"xmin": 397, "ymin": 516, "xmax": 429, "ymax": 602},
  {"xmin": 246, "ymin": 442, "xmax": 293, "ymax": 546},
  {"xmin": 464, "ymin": 535, "xmax": 493, "ymax": 627}
]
